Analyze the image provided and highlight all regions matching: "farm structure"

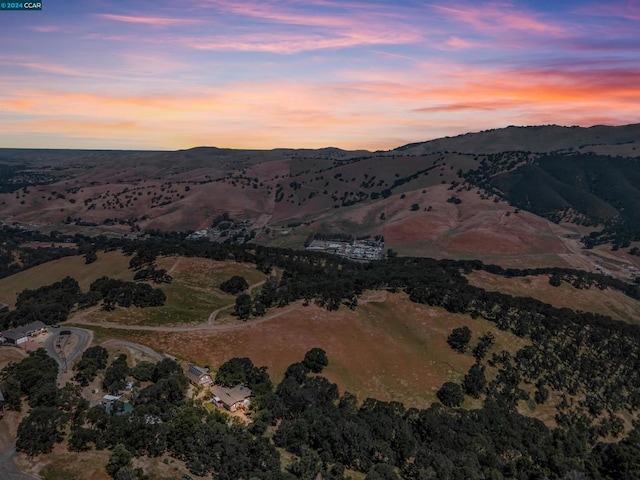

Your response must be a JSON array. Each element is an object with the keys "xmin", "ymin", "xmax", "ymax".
[{"xmin": 1, "ymin": 320, "xmax": 47, "ymax": 345}]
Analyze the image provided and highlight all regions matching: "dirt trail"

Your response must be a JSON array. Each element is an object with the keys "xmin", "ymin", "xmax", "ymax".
[
  {"xmin": 206, "ymin": 278, "xmax": 267, "ymax": 324},
  {"xmin": 70, "ymin": 303, "xmax": 300, "ymax": 333},
  {"xmin": 167, "ymin": 257, "xmax": 182, "ymax": 274}
]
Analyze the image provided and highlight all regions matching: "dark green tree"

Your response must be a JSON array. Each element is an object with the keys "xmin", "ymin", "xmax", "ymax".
[
  {"xmin": 106, "ymin": 443, "xmax": 133, "ymax": 478},
  {"xmin": 549, "ymin": 272, "xmax": 562, "ymax": 287},
  {"xmin": 462, "ymin": 363, "xmax": 487, "ymax": 398},
  {"xmin": 234, "ymin": 293, "xmax": 252, "ymax": 320},
  {"xmin": 74, "ymin": 345, "xmax": 109, "ymax": 385},
  {"xmin": 302, "ymin": 348, "xmax": 329, "ymax": 374},
  {"xmin": 366, "ymin": 463, "xmax": 400, "ymax": 480},
  {"xmin": 151, "ymin": 358, "xmax": 182, "ymax": 383},
  {"xmin": 436, "ymin": 382, "xmax": 464, "ymax": 408},
  {"xmin": 220, "ymin": 275, "xmax": 249, "ymax": 294},
  {"xmin": 472, "ymin": 332, "xmax": 495, "ymax": 361},
  {"xmin": 103, "ymin": 354, "xmax": 129, "ymax": 394},
  {"xmin": 85, "ymin": 251, "xmax": 98, "ymax": 264},
  {"xmin": 447, "ymin": 326, "xmax": 472, "ymax": 353},
  {"xmin": 131, "ymin": 361, "xmax": 156, "ymax": 382},
  {"xmin": 16, "ymin": 406, "xmax": 62, "ymax": 456}
]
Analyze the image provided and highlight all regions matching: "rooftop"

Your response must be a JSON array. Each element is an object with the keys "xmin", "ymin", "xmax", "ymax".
[
  {"xmin": 2, "ymin": 320, "xmax": 48, "ymax": 340},
  {"xmin": 210, "ymin": 384, "xmax": 252, "ymax": 406}
]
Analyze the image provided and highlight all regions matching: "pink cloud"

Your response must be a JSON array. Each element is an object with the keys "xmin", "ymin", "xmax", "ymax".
[
  {"xmin": 200, "ymin": 0, "xmax": 410, "ymax": 28},
  {"xmin": 95, "ymin": 14, "xmax": 202, "ymax": 26},
  {"xmin": 431, "ymin": 1, "xmax": 566, "ymax": 36},
  {"xmin": 183, "ymin": 0, "xmax": 424, "ymax": 52},
  {"xmin": 2, "ymin": 61, "xmax": 639, "ymax": 150},
  {"xmin": 179, "ymin": 30, "xmax": 419, "ymax": 54},
  {"xmin": 31, "ymin": 25, "xmax": 64, "ymax": 33},
  {"xmin": 576, "ymin": 1, "xmax": 640, "ymax": 21},
  {"xmin": 443, "ymin": 36, "xmax": 481, "ymax": 49}
]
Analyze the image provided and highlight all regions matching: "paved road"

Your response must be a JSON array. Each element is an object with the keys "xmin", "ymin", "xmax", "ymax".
[
  {"xmin": 0, "ymin": 329, "xmax": 91, "ymax": 480},
  {"xmin": 100, "ymin": 340, "xmax": 164, "ymax": 362},
  {"xmin": 43, "ymin": 327, "xmax": 92, "ymax": 380},
  {"xmin": 0, "ymin": 447, "xmax": 38, "ymax": 480}
]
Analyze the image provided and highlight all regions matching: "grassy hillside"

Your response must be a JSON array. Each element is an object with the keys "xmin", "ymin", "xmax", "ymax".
[
  {"xmin": 77, "ymin": 256, "xmax": 267, "ymax": 326},
  {"xmin": 490, "ymin": 154, "xmax": 640, "ymax": 222},
  {"xmin": 466, "ymin": 270, "xmax": 640, "ymax": 325},
  {"xmin": 79, "ymin": 292, "xmax": 526, "ymax": 409},
  {"xmin": 482, "ymin": 154, "xmax": 640, "ymax": 245},
  {"xmin": 0, "ymin": 250, "xmax": 134, "ymax": 307}
]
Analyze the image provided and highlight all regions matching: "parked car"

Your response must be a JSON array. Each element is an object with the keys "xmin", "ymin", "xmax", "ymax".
[{"xmin": 51, "ymin": 324, "xmax": 60, "ymax": 328}]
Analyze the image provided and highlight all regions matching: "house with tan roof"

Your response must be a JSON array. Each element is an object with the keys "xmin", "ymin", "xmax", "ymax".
[{"xmin": 210, "ymin": 384, "xmax": 252, "ymax": 412}]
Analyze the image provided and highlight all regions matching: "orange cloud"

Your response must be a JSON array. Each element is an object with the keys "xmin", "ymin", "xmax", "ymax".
[{"xmin": 1, "ymin": 62, "xmax": 639, "ymax": 150}]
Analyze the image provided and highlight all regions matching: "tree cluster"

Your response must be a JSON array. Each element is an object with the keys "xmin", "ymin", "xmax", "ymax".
[
  {"xmin": 219, "ymin": 275, "xmax": 249, "ymax": 294},
  {"xmin": 90, "ymin": 276, "xmax": 166, "ymax": 310},
  {"xmin": 74, "ymin": 345, "xmax": 109, "ymax": 385}
]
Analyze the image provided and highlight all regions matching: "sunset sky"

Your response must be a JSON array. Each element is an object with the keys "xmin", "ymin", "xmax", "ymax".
[{"xmin": 1, "ymin": 0, "xmax": 639, "ymax": 150}]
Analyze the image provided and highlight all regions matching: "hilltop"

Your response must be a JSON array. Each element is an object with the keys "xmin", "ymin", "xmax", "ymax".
[{"xmin": 397, "ymin": 123, "xmax": 640, "ymax": 155}]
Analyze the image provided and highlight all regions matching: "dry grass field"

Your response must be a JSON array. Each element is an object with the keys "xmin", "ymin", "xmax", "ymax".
[
  {"xmin": 81, "ymin": 292, "xmax": 526, "ymax": 409},
  {"xmin": 0, "ymin": 250, "xmax": 134, "ymax": 307},
  {"xmin": 466, "ymin": 270, "xmax": 640, "ymax": 325},
  {"xmin": 16, "ymin": 446, "xmax": 193, "ymax": 480}
]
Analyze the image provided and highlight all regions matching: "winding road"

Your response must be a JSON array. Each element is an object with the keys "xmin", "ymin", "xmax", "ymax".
[
  {"xmin": 43, "ymin": 327, "xmax": 92, "ymax": 381},
  {"xmin": 100, "ymin": 340, "xmax": 164, "ymax": 362},
  {"xmin": 0, "ymin": 264, "xmax": 286, "ymax": 479}
]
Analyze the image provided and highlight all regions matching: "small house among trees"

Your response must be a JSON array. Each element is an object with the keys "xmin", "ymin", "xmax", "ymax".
[
  {"xmin": 210, "ymin": 384, "xmax": 252, "ymax": 411},
  {"xmin": 186, "ymin": 365, "xmax": 213, "ymax": 386}
]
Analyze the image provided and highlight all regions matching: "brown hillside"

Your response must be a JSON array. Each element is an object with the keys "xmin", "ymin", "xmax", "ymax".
[{"xmin": 1, "ymin": 124, "xmax": 639, "ymax": 268}]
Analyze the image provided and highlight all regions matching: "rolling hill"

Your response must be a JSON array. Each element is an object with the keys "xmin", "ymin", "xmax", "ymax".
[{"xmin": 1, "ymin": 123, "xmax": 640, "ymax": 269}]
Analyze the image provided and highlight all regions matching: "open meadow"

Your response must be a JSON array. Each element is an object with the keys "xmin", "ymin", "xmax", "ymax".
[
  {"xmin": 79, "ymin": 292, "xmax": 526, "ymax": 409},
  {"xmin": 0, "ymin": 250, "xmax": 134, "ymax": 307},
  {"xmin": 79, "ymin": 256, "xmax": 267, "ymax": 326}
]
